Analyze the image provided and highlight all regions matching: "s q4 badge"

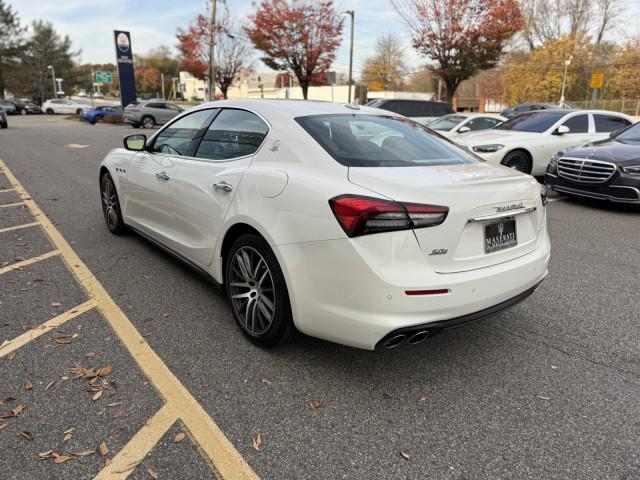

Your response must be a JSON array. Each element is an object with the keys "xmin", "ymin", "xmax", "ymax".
[{"xmin": 429, "ymin": 249, "xmax": 448, "ymax": 256}]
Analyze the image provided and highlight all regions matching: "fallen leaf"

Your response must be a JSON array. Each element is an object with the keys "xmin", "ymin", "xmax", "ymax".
[
  {"xmin": 174, "ymin": 432, "xmax": 186, "ymax": 443},
  {"xmin": 537, "ymin": 396, "xmax": 551, "ymax": 401},
  {"xmin": 400, "ymin": 451, "xmax": 410, "ymax": 460},
  {"xmin": 52, "ymin": 454, "xmax": 74, "ymax": 464},
  {"xmin": 12, "ymin": 404, "xmax": 24, "ymax": 416},
  {"xmin": 17, "ymin": 430, "xmax": 33, "ymax": 441},
  {"xmin": 84, "ymin": 352, "xmax": 96, "ymax": 358},
  {"xmin": 261, "ymin": 379, "xmax": 272, "ymax": 385},
  {"xmin": 45, "ymin": 380, "xmax": 57, "ymax": 391},
  {"xmin": 419, "ymin": 393, "xmax": 428, "ymax": 402},
  {"xmin": 7, "ymin": 352, "xmax": 15, "ymax": 360},
  {"xmin": 310, "ymin": 399, "xmax": 326, "ymax": 409},
  {"xmin": 99, "ymin": 441, "xmax": 109, "ymax": 456},
  {"xmin": 112, "ymin": 409, "xmax": 125, "ymax": 419},
  {"xmin": 92, "ymin": 390, "xmax": 103, "ymax": 401},
  {"xmin": 25, "ymin": 380, "xmax": 33, "ymax": 390},
  {"xmin": 63, "ymin": 429, "xmax": 74, "ymax": 443},
  {"xmin": 97, "ymin": 366, "xmax": 112, "ymax": 377},
  {"xmin": 147, "ymin": 467, "xmax": 159, "ymax": 479},
  {"xmin": 53, "ymin": 335, "xmax": 75, "ymax": 345},
  {"xmin": 0, "ymin": 397, "xmax": 15, "ymax": 405},
  {"xmin": 38, "ymin": 450, "xmax": 54, "ymax": 459},
  {"xmin": 252, "ymin": 433, "xmax": 262, "ymax": 451},
  {"xmin": 51, "ymin": 302, "xmax": 62, "ymax": 307},
  {"xmin": 106, "ymin": 402, "xmax": 122, "ymax": 408},
  {"xmin": 0, "ymin": 423, "xmax": 6, "ymax": 431},
  {"xmin": 71, "ymin": 450, "xmax": 95, "ymax": 457},
  {"xmin": 15, "ymin": 255, "xmax": 26, "ymax": 261}
]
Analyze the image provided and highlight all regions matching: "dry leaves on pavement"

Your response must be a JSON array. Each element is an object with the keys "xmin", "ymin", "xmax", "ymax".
[
  {"xmin": 174, "ymin": 432, "xmax": 186, "ymax": 443},
  {"xmin": 24, "ymin": 380, "xmax": 32, "ymax": 390},
  {"xmin": 252, "ymin": 433, "xmax": 263, "ymax": 451},
  {"xmin": 147, "ymin": 467, "xmax": 159, "ymax": 479},
  {"xmin": 16, "ymin": 430, "xmax": 33, "ymax": 441},
  {"xmin": 99, "ymin": 441, "xmax": 109, "ymax": 457},
  {"xmin": 399, "ymin": 451, "xmax": 410, "ymax": 460},
  {"xmin": 310, "ymin": 399, "xmax": 326, "ymax": 409}
]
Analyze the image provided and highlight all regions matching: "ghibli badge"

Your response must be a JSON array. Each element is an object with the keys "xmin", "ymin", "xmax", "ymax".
[{"xmin": 496, "ymin": 202, "xmax": 524, "ymax": 213}]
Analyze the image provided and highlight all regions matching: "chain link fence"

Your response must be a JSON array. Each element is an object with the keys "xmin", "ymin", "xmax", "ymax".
[{"xmin": 568, "ymin": 99, "xmax": 640, "ymax": 116}]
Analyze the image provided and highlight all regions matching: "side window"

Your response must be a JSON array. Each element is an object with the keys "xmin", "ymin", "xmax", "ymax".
[
  {"xmin": 146, "ymin": 103, "xmax": 164, "ymax": 109},
  {"xmin": 594, "ymin": 114, "xmax": 631, "ymax": 133},
  {"xmin": 195, "ymin": 109, "xmax": 269, "ymax": 160},
  {"xmin": 465, "ymin": 117, "xmax": 502, "ymax": 131},
  {"xmin": 561, "ymin": 114, "xmax": 589, "ymax": 133},
  {"xmin": 151, "ymin": 109, "xmax": 217, "ymax": 156},
  {"xmin": 166, "ymin": 104, "xmax": 181, "ymax": 111}
]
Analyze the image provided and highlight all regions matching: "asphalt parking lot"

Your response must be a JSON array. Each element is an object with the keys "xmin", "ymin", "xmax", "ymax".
[{"xmin": 1, "ymin": 114, "xmax": 639, "ymax": 480}]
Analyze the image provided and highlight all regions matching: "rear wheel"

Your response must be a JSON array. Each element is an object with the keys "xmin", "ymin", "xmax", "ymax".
[
  {"xmin": 141, "ymin": 116, "xmax": 155, "ymax": 129},
  {"xmin": 19, "ymin": 109, "xmax": 26, "ymax": 116},
  {"xmin": 76, "ymin": 108, "xmax": 84, "ymax": 115},
  {"xmin": 94, "ymin": 115, "xmax": 104, "ymax": 123},
  {"xmin": 1, "ymin": 121, "xmax": 7, "ymax": 129},
  {"xmin": 225, "ymin": 234, "xmax": 294, "ymax": 348},
  {"xmin": 46, "ymin": 108, "xmax": 54, "ymax": 114},
  {"xmin": 502, "ymin": 150, "xmax": 531, "ymax": 174},
  {"xmin": 100, "ymin": 173, "xmax": 126, "ymax": 235}
]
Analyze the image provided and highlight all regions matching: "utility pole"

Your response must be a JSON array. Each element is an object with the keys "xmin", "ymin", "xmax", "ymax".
[
  {"xmin": 559, "ymin": 56, "xmax": 572, "ymax": 107},
  {"xmin": 341, "ymin": 10, "xmax": 355, "ymax": 103},
  {"xmin": 47, "ymin": 65, "xmax": 57, "ymax": 99},
  {"xmin": 161, "ymin": 73, "xmax": 165, "ymax": 99},
  {"xmin": 208, "ymin": 0, "xmax": 217, "ymax": 102}
]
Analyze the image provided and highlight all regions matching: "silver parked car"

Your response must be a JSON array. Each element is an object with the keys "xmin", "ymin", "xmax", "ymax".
[{"xmin": 123, "ymin": 101, "xmax": 184, "ymax": 129}]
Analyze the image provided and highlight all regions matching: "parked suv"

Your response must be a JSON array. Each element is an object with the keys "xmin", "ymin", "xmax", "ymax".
[
  {"xmin": 123, "ymin": 101, "xmax": 184, "ymax": 128},
  {"xmin": 42, "ymin": 99, "xmax": 94, "ymax": 115},
  {"xmin": 366, "ymin": 99, "xmax": 454, "ymax": 125},
  {"xmin": 0, "ymin": 99, "xmax": 27, "ymax": 115}
]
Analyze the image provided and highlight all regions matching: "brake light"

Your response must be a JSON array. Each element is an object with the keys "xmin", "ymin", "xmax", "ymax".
[{"xmin": 329, "ymin": 195, "xmax": 448, "ymax": 237}]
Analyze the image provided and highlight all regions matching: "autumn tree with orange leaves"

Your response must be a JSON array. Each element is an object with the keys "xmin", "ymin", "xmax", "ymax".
[
  {"xmin": 245, "ymin": 0, "xmax": 343, "ymax": 99},
  {"xmin": 393, "ymin": 0, "xmax": 523, "ymax": 101}
]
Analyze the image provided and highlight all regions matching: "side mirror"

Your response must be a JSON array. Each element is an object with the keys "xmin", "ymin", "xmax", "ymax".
[
  {"xmin": 555, "ymin": 125, "xmax": 570, "ymax": 135},
  {"xmin": 123, "ymin": 134, "xmax": 147, "ymax": 151},
  {"xmin": 457, "ymin": 126, "xmax": 471, "ymax": 133}
]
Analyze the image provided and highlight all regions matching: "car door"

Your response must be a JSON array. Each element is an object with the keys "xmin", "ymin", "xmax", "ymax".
[
  {"xmin": 165, "ymin": 104, "xmax": 183, "ymax": 123},
  {"xmin": 169, "ymin": 108, "xmax": 270, "ymax": 266},
  {"xmin": 121, "ymin": 108, "xmax": 218, "ymax": 248},
  {"xmin": 144, "ymin": 103, "xmax": 167, "ymax": 124}
]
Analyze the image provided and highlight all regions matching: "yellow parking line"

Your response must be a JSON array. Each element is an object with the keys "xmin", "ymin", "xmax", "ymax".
[
  {"xmin": 94, "ymin": 404, "xmax": 178, "ymax": 480},
  {"xmin": 0, "ymin": 187, "xmax": 16, "ymax": 193},
  {"xmin": 0, "ymin": 159, "xmax": 258, "ymax": 479},
  {"xmin": 0, "ymin": 249, "xmax": 60, "ymax": 276},
  {"xmin": 0, "ymin": 201, "xmax": 25, "ymax": 208},
  {"xmin": 0, "ymin": 221, "xmax": 40, "ymax": 234},
  {"xmin": 0, "ymin": 299, "xmax": 97, "ymax": 358}
]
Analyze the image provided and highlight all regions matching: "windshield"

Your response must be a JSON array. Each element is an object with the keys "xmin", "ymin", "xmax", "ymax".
[
  {"xmin": 614, "ymin": 122, "xmax": 640, "ymax": 143},
  {"xmin": 428, "ymin": 115, "xmax": 466, "ymax": 131},
  {"xmin": 496, "ymin": 111, "xmax": 566, "ymax": 133},
  {"xmin": 295, "ymin": 114, "xmax": 478, "ymax": 167}
]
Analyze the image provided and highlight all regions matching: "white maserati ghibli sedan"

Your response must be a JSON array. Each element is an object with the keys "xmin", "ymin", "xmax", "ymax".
[
  {"xmin": 99, "ymin": 100, "xmax": 550, "ymax": 350},
  {"xmin": 455, "ymin": 109, "xmax": 633, "ymax": 175}
]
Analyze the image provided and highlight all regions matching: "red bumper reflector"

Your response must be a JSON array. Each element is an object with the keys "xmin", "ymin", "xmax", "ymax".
[{"xmin": 405, "ymin": 289, "xmax": 450, "ymax": 296}]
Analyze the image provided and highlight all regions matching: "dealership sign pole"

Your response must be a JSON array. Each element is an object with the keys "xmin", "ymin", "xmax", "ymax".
[{"xmin": 114, "ymin": 31, "xmax": 137, "ymax": 109}]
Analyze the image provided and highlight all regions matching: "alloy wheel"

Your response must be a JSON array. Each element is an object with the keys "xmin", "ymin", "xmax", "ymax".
[
  {"xmin": 228, "ymin": 246, "xmax": 276, "ymax": 336},
  {"xmin": 101, "ymin": 176, "xmax": 119, "ymax": 229}
]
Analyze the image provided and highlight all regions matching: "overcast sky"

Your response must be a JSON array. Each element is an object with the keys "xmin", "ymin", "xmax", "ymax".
[{"xmin": 9, "ymin": 0, "xmax": 640, "ymax": 77}]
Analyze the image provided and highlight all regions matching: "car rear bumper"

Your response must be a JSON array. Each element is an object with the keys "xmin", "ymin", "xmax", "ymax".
[{"xmin": 275, "ymin": 226, "xmax": 550, "ymax": 350}]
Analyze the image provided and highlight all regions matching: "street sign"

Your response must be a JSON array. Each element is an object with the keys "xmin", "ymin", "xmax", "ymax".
[
  {"xmin": 590, "ymin": 72, "xmax": 604, "ymax": 89},
  {"xmin": 95, "ymin": 71, "xmax": 113, "ymax": 84}
]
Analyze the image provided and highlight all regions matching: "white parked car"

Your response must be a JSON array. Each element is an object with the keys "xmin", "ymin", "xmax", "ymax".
[
  {"xmin": 42, "ymin": 98, "xmax": 94, "ymax": 115},
  {"xmin": 455, "ymin": 109, "xmax": 633, "ymax": 175},
  {"xmin": 427, "ymin": 113, "xmax": 507, "ymax": 138},
  {"xmin": 99, "ymin": 100, "xmax": 550, "ymax": 350}
]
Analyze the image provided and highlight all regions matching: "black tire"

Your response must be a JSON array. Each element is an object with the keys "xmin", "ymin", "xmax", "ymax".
[
  {"xmin": 100, "ymin": 173, "xmax": 127, "ymax": 235},
  {"xmin": 141, "ymin": 116, "xmax": 155, "ymax": 129},
  {"xmin": 0, "ymin": 121, "xmax": 7, "ymax": 129},
  {"xmin": 76, "ymin": 108, "xmax": 84, "ymax": 115},
  {"xmin": 46, "ymin": 108, "xmax": 54, "ymax": 114},
  {"xmin": 502, "ymin": 150, "xmax": 532, "ymax": 174},
  {"xmin": 94, "ymin": 115, "xmax": 103, "ymax": 124},
  {"xmin": 19, "ymin": 109, "xmax": 26, "ymax": 116},
  {"xmin": 225, "ymin": 233, "xmax": 294, "ymax": 348}
]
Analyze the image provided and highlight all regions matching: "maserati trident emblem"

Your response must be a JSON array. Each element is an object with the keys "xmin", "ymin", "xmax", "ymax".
[
  {"xmin": 496, "ymin": 202, "xmax": 524, "ymax": 213},
  {"xmin": 498, "ymin": 223, "xmax": 504, "ymax": 236}
]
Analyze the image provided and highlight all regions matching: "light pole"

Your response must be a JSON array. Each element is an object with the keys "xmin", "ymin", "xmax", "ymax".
[
  {"xmin": 47, "ymin": 65, "xmax": 57, "ymax": 99},
  {"xmin": 341, "ymin": 10, "xmax": 354, "ymax": 103},
  {"xmin": 559, "ymin": 56, "xmax": 572, "ymax": 107}
]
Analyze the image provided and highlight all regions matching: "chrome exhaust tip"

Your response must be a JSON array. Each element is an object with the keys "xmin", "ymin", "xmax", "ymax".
[
  {"xmin": 407, "ymin": 330, "xmax": 431, "ymax": 345},
  {"xmin": 383, "ymin": 334, "xmax": 407, "ymax": 349}
]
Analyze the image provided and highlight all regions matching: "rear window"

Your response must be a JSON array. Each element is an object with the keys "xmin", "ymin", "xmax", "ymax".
[
  {"xmin": 295, "ymin": 114, "xmax": 477, "ymax": 167},
  {"xmin": 496, "ymin": 111, "xmax": 566, "ymax": 132}
]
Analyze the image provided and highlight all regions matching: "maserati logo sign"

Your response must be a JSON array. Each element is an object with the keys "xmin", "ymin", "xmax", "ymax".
[
  {"xmin": 116, "ymin": 33, "xmax": 130, "ymax": 53},
  {"xmin": 498, "ymin": 222, "xmax": 504, "ymax": 236}
]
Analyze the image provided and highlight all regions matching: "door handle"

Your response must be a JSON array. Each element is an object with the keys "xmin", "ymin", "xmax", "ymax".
[
  {"xmin": 213, "ymin": 181, "xmax": 233, "ymax": 192},
  {"xmin": 155, "ymin": 171, "xmax": 170, "ymax": 181}
]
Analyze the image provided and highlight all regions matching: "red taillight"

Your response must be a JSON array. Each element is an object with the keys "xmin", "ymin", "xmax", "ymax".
[{"xmin": 329, "ymin": 195, "xmax": 448, "ymax": 237}]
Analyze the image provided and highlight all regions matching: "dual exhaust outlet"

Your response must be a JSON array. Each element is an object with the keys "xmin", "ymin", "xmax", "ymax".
[{"xmin": 383, "ymin": 329, "xmax": 432, "ymax": 349}]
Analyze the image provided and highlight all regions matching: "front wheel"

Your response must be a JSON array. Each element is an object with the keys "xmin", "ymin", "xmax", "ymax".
[
  {"xmin": 141, "ymin": 116, "xmax": 155, "ymax": 129},
  {"xmin": 76, "ymin": 108, "xmax": 84, "ymax": 115},
  {"xmin": 100, "ymin": 173, "xmax": 126, "ymax": 235},
  {"xmin": 46, "ymin": 108, "xmax": 54, "ymax": 114},
  {"xmin": 225, "ymin": 234, "xmax": 294, "ymax": 348},
  {"xmin": 94, "ymin": 115, "xmax": 103, "ymax": 124},
  {"xmin": 502, "ymin": 150, "xmax": 531, "ymax": 174}
]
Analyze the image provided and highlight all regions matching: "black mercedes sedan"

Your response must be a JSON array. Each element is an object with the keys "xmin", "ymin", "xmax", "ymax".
[{"xmin": 545, "ymin": 121, "xmax": 640, "ymax": 204}]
